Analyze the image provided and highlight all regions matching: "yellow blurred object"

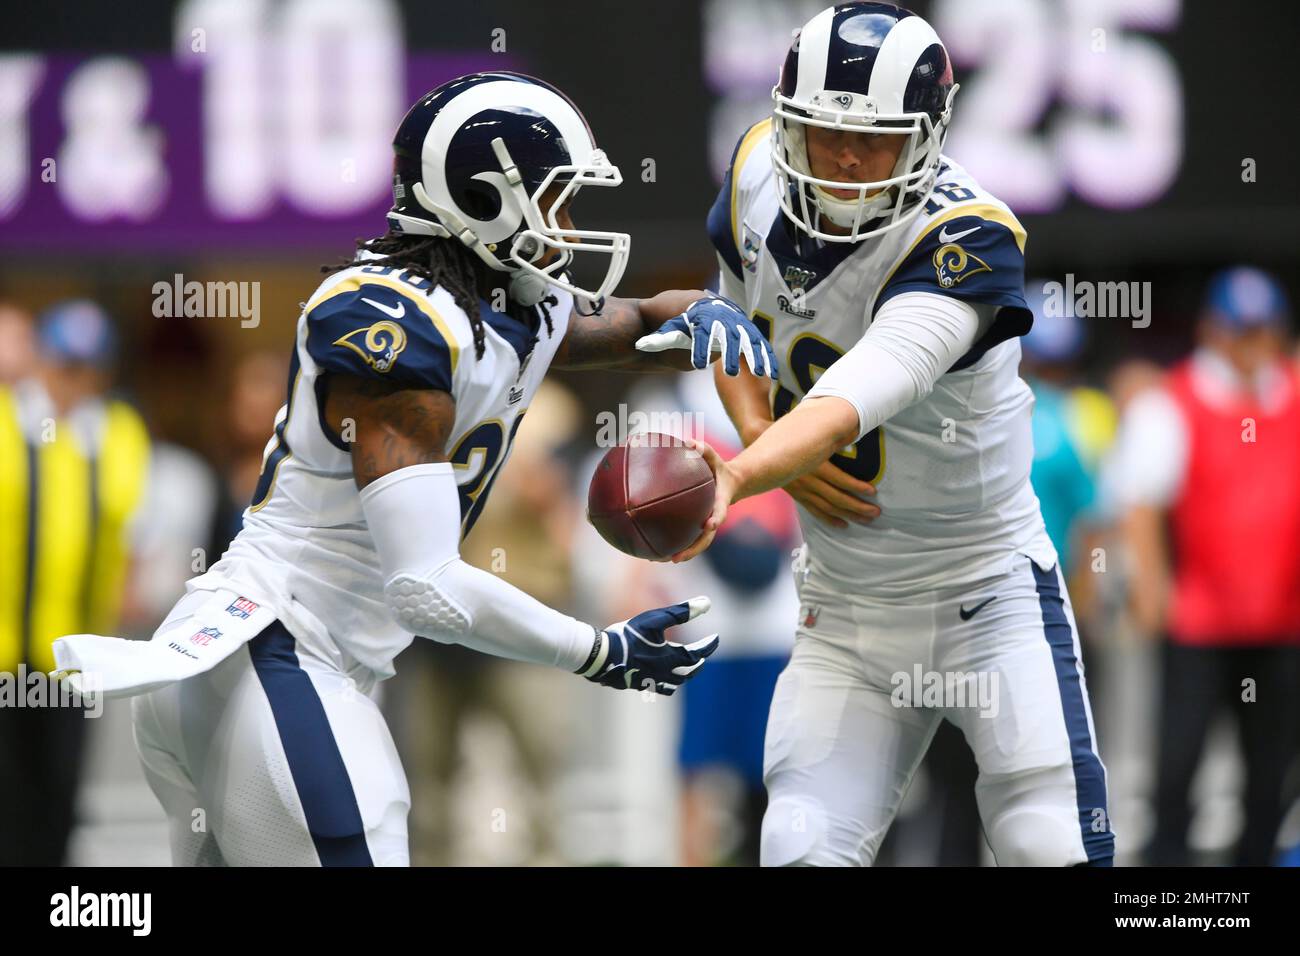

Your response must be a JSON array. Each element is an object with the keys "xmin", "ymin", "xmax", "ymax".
[
  {"xmin": 0, "ymin": 386, "xmax": 149, "ymax": 674},
  {"xmin": 1066, "ymin": 385, "xmax": 1118, "ymax": 471}
]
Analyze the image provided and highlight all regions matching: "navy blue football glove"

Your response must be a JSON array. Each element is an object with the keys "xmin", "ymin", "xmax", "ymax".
[
  {"xmin": 636, "ymin": 295, "xmax": 779, "ymax": 379},
  {"xmin": 577, "ymin": 596, "xmax": 719, "ymax": 696}
]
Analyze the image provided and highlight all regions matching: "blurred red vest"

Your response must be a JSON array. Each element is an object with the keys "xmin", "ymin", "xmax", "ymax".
[{"xmin": 1165, "ymin": 359, "xmax": 1300, "ymax": 644}]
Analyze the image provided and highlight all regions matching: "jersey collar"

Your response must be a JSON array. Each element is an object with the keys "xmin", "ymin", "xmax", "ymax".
[
  {"xmin": 477, "ymin": 298, "xmax": 543, "ymax": 365},
  {"xmin": 765, "ymin": 208, "xmax": 863, "ymax": 294}
]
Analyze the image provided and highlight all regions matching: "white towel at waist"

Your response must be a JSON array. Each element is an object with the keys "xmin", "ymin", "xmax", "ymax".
[{"xmin": 51, "ymin": 587, "xmax": 277, "ymax": 699}]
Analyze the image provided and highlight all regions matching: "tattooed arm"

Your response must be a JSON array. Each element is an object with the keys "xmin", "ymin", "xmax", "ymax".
[
  {"xmin": 324, "ymin": 373, "xmax": 603, "ymax": 669},
  {"xmin": 551, "ymin": 290, "xmax": 707, "ymax": 371},
  {"xmin": 322, "ymin": 372, "xmax": 717, "ymax": 692},
  {"xmin": 325, "ymin": 373, "xmax": 453, "ymax": 486}
]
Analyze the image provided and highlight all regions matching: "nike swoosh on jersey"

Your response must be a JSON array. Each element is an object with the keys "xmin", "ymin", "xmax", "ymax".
[
  {"xmin": 938, "ymin": 224, "xmax": 981, "ymax": 243},
  {"xmin": 362, "ymin": 297, "xmax": 405, "ymax": 319},
  {"xmin": 958, "ymin": 596, "xmax": 997, "ymax": 621}
]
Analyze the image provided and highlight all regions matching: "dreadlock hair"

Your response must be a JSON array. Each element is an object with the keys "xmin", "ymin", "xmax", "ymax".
[{"xmin": 323, "ymin": 231, "xmax": 556, "ymax": 360}]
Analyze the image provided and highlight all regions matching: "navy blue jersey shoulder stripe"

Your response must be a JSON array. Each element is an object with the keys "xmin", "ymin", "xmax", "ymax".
[
  {"xmin": 876, "ymin": 206, "xmax": 1031, "ymax": 371},
  {"xmin": 764, "ymin": 207, "xmax": 858, "ymax": 294},
  {"xmin": 304, "ymin": 274, "xmax": 457, "ymax": 394},
  {"xmin": 477, "ymin": 297, "xmax": 540, "ymax": 363},
  {"xmin": 707, "ymin": 163, "xmax": 744, "ymax": 280}
]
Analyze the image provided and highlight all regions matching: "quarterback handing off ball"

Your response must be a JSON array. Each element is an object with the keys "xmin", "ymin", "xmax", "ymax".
[{"xmin": 588, "ymin": 433, "xmax": 716, "ymax": 560}]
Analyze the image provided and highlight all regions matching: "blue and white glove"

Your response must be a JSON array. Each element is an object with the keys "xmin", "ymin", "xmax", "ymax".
[
  {"xmin": 635, "ymin": 295, "xmax": 779, "ymax": 379},
  {"xmin": 577, "ymin": 596, "xmax": 719, "ymax": 696}
]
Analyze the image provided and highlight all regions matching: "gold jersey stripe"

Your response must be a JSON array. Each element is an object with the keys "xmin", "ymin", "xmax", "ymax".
[{"xmin": 731, "ymin": 119, "xmax": 774, "ymax": 256}]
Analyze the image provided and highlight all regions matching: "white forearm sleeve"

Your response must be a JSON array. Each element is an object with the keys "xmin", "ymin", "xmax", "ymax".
[
  {"xmin": 359, "ymin": 462, "xmax": 595, "ymax": 672},
  {"xmin": 805, "ymin": 292, "xmax": 992, "ymax": 440}
]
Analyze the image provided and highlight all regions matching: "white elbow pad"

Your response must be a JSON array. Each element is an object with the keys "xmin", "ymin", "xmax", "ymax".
[
  {"xmin": 359, "ymin": 463, "xmax": 467, "ymax": 638},
  {"xmin": 384, "ymin": 569, "xmax": 472, "ymax": 643}
]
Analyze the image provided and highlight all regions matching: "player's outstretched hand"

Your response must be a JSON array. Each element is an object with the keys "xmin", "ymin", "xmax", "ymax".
[
  {"xmin": 635, "ymin": 295, "xmax": 779, "ymax": 379},
  {"xmin": 785, "ymin": 460, "xmax": 880, "ymax": 528},
  {"xmin": 581, "ymin": 596, "xmax": 718, "ymax": 696},
  {"xmin": 668, "ymin": 438, "xmax": 737, "ymax": 563}
]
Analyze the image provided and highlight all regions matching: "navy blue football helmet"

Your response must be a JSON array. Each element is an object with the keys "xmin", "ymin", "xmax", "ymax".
[
  {"xmin": 772, "ymin": 2, "xmax": 957, "ymax": 242},
  {"xmin": 388, "ymin": 72, "xmax": 629, "ymax": 305}
]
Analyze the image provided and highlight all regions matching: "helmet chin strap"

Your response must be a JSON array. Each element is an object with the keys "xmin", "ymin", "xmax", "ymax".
[
  {"xmin": 507, "ymin": 233, "xmax": 564, "ymax": 306},
  {"xmin": 813, "ymin": 183, "xmax": 895, "ymax": 228}
]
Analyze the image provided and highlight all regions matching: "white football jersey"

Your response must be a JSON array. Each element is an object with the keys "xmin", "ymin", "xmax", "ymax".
[
  {"xmin": 709, "ymin": 119, "xmax": 1055, "ymax": 597},
  {"xmin": 191, "ymin": 262, "xmax": 571, "ymax": 680}
]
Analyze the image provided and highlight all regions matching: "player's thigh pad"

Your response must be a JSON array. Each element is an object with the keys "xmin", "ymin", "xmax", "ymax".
[{"xmin": 761, "ymin": 629, "xmax": 941, "ymax": 867}]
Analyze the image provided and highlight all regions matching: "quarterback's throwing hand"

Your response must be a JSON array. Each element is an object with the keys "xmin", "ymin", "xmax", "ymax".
[
  {"xmin": 579, "ymin": 596, "xmax": 719, "ymax": 696},
  {"xmin": 635, "ymin": 295, "xmax": 779, "ymax": 378}
]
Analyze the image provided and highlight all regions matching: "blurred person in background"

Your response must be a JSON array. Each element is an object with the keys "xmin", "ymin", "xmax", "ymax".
[
  {"xmin": 210, "ymin": 350, "xmax": 293, "ymax": 555},
  {"xmin": 1113, "ymin": 266, "xmax": 1300, "ymax": 865},
  {"xmin": 0, "ymin": 300, "xmax": 150, "ymax": 865},
  {"xmin": 126, "ymin": 320, "xmax": 226, "ymax": 625},
  {"xmin": 562, "ymin": 370, "xmax": 796, "ymax": 867},
  {"xmin": 0, "ymin": 304, "xmax": 37, "ymax": 386},
  {"xmin": 389, "ymin": 380, "xmax": 582, "ymax": 865}
]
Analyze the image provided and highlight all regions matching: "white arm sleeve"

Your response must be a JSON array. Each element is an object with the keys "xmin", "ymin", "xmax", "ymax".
[
  {"xmin": 805, "ymin": 291, "xmax": 994, "ymax": 440},
  {"xmin": 359, "ymin": 462, "xmax": 596, "ymax": 672}
]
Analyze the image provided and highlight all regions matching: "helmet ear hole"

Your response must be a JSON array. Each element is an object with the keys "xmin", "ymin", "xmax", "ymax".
[{"xmin": 461, "ymin": 180, "xmax": 504, "ymax": 221}]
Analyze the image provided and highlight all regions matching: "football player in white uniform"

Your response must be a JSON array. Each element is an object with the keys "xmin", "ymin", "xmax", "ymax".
[
  {"xmin": 52, "ymin": 72, "xmax": 778, "ymax": 866},
  {"xmin": 675, "ymin": 3, "xmax": 1113, "ymax": 866}
]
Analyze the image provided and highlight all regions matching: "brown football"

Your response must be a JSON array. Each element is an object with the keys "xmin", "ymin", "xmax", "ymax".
[{"xmin": 587, "ymin": 433, "xmax": 717, "ymax": 560}]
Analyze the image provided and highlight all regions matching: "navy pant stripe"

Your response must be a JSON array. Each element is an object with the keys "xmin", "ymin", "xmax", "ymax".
[
  {"xmin": 1032, "ymin": 562, "xmax": 1114, "ymax": 864},
  {"xmin": 249, "ymin": 622, "xmax": 373, "ymax": 867}
]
